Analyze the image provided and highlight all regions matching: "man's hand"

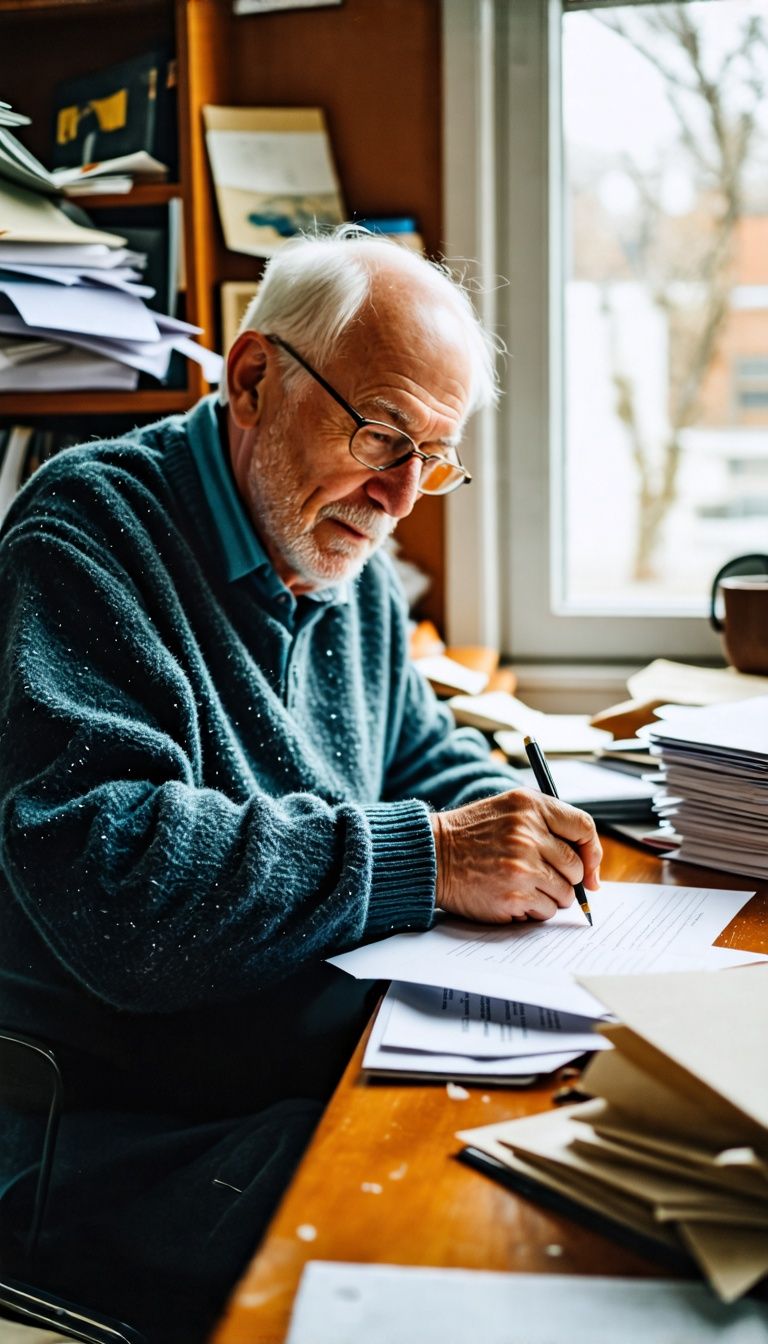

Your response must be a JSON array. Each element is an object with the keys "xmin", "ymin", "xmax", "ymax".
[{"xmin": 430, "ymin": 787, "xmax": 602, "ymax": 924}]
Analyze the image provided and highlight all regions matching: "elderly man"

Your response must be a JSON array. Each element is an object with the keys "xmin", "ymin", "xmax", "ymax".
[{"xmin": 0, "ymin": 229, "xmax": 600, "ymax": 1343}]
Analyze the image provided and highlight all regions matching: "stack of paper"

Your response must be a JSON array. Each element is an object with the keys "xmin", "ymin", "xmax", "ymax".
[
  {"xmin": 458, "ymin": 965, "xmax": 768, "ymax": 1302},
  {"xmin": 647, "ymin": 696, "xmax": 768, "ymax": 878},
  {"xmin": 50, "ymin": 151, "xmax": 169, "ymax": 197},
  {"xmin": 363, "ymin": 982, "xmax": 608, "ymax": 1083},
  {"xmin": 0, "ymin": 208, "xmax": 221, "ymax": 390},
  {"xmin": 329, "ymin": 883, "xmax": 762, "ymax": 1083},
  {"xmin": 0, "ymin": 101, "xmax": 220, "ymax": 390}
]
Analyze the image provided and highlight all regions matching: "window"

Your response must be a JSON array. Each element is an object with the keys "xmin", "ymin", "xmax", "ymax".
[
  {"xmin": 443, "ymin": 0, "xmax": 768, "ymax": 662},
  {"xmin": 734, "ymin": 356, "xmax": 768, "ymax": 412}
]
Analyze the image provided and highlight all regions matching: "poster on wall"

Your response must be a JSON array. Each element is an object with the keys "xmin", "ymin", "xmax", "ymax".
[{"xmin": 203, "ymin": 106, "xmax": 345, "ymax": 258}]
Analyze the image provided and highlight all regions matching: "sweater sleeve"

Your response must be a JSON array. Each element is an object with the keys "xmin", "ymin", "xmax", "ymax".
[
  {"xmin": 377, "ymin": 575, "xmax": 523, "ymax": 812},
  {"xmin": 383, "ymin": 661, "xmax": 523, "ymax": 809},
  {"xmin": 0, "ymin": 494, "xmax": 435, "ymax": 1016}
]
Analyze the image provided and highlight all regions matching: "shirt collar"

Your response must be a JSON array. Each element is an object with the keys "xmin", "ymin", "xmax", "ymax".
[
  {"xmin": 184, "ymin": 395, "xmax": 349, "ymax": 614},
  {"xmin": 185, "ymin": 395, "xmax": 268, "ymax": 582}
]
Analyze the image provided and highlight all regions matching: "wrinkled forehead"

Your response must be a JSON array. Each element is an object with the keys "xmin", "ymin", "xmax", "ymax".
[{"xmin": 341, "ymin": 280, "xmax": 474, "ymax": 386}]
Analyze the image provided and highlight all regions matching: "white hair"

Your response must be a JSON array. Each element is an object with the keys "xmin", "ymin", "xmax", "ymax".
[{"xmin": 218, "ymin": 224, "xmax": 501, "ymax": 415}]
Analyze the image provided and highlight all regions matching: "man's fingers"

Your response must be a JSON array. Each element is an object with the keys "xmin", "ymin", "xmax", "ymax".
[
  {"xmin": 534, "ymin": 858, "xmax": 576, "ymax": 908},
  {"xmin": 539, "ymin": 797, "xmax": 603, "ymax": 884}
]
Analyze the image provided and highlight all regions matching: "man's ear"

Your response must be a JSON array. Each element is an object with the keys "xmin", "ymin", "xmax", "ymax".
[{"xmin": 227, "ymin": 330, "xmax": 275, "ymax": 428}]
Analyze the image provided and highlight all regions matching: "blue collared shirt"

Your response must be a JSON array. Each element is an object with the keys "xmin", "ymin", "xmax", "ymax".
[{"xmin": 185, "ymin": 396, "xmax": 346, "ymax": 632}]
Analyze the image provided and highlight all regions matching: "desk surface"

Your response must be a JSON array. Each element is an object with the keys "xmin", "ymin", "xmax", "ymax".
[{"xmin": 211, "ymin": 838, "xmax": 768, "ymax": 1344}]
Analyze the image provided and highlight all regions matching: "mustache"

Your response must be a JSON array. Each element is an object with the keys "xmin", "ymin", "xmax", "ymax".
[{"xmin": 316, "ymin": 501, "xmax": 396, "ymax": 543}]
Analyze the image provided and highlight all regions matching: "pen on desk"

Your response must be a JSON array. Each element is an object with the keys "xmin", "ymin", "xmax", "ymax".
[{"xmin": 523, "ymin": 735, "xmax": 594, "ymax": 926}]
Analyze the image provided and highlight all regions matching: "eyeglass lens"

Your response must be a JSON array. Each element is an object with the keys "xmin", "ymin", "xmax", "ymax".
[{"xmin": 350, "ymin": 424, "xmax": 465, "ymax": 496}]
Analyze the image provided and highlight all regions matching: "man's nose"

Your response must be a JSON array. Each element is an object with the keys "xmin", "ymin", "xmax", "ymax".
[{"xmin": 363, "ymin": 456, "xmax": 422, "ymax": 518}]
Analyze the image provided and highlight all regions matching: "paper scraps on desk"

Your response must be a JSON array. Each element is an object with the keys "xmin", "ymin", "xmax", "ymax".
[
  {"xmin": 285, "ymin": 1262, "xmax": 768, "ymax": 1344},
  {"xmin": 362, "ymin": 983, "xmax": 601, "ymax": 1083},
  {"xmin": 328, "ymin": 883, "xmax": 763, "ymax": 1019}
]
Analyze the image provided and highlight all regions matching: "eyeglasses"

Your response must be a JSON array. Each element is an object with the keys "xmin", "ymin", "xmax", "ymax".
[{"xmin": 266, "ymin": 333, "xmax": 472, "ymax": 496}]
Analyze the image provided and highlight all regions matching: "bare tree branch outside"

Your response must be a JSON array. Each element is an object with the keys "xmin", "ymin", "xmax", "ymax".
[{"xmin": 564, "ymin": 0, "xmax": 768, "ymax": 604}]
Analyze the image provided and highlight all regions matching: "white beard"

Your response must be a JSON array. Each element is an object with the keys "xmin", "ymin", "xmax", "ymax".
[{"xmin": 246, "ymin": 416, "xmax": 397, "ymax": 588}]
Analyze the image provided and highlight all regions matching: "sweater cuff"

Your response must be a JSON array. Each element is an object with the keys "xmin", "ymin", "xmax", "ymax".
[{"xmin": 361, "ymin": 799, "xmax": 436, "ymax": 940}]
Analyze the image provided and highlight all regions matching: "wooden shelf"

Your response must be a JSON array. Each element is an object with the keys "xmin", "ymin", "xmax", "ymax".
[
  {"xmin": 0, "ymin": 0, "xmax": 158, "ymax": 12},
  {"xmin": 0, "ymin": 390, "xmax": 196, "ymax": 417},
  {"xmin": 68, "ymin": 183, "xmax": 181, "ymax": 209}
]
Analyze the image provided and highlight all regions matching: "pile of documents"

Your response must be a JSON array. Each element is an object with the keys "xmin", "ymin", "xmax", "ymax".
[
  {"xmin": 457, "ymin": 965, "xmax": 768, "ymax": 1302},
  {"xmin": 329, "ymin": 882, "xmax": 762, "ymax": 1084},
  {"xmin": 647, "ymin": 696, "xmax": 768, "ymax": 878},
  {"xmin": 0, "ymin": 100, "xmax": 221, "ymax": 390}
]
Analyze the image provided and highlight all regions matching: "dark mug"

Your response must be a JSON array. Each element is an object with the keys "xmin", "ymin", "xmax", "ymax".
[{"xmin": 710, "ymin": 554, "xmax": 768, "ymax": 675}]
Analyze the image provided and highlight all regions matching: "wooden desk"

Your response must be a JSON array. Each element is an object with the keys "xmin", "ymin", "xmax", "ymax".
[{"xmin": 211, "ymin": 837, "xmax": 768, "ymax": 1344}]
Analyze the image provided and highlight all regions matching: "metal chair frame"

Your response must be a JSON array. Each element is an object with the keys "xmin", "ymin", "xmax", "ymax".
[{"xmin": 0, "ymin": 1027, "xmax": 147, "ymax": 1344}]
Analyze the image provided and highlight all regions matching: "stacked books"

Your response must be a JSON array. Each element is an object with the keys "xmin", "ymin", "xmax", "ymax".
[
  {"xmin": 457, "ymin": 965, "xmax": 768, "ymax": 1302},
  {"xmin": 647, "ymin": 696, "xmax": 768, "ymax": 878}
]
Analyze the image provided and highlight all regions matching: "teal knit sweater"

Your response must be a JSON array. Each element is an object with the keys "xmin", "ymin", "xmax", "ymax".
[{"xmin": 0, "ymin": 399, "xmax": 519, "ymax": 1115}]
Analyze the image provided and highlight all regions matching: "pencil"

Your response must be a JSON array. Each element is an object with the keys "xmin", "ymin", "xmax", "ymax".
[{"xmin": 523, "ymin": 735, "xmax": 594, "ymax": 926}]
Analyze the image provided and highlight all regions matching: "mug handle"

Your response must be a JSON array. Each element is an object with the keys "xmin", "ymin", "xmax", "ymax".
[{"xmin": 710, "ymin": 553, "xmax": 768, "ymax": 633}]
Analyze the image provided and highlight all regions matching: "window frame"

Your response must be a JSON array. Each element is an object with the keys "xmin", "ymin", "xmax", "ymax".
[{"xmin": 442, "ymin": 0, "xmax": 728, "ymax": 661}]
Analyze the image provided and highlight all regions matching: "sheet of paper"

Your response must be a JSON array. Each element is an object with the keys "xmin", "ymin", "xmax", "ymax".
[
  {"xmin": 0, "ymin": 263, "xmax": 152, "ymax": 298},
  {"xmin": 0, "ymin": 243, "xmax": 135, "ymax": 268},
  {"xmin": 628, "ymin": 658, "xmax": 768, "ymax": 706},
  {"xmin": 51, "ymin": 151, "xmax": 168, "ymax": 185},
  {"xmin": 363, "ymin": 990, "xmax": 578, "ymax": 1078},
  {"xmin": 649, "ymin": 695, "xmax": 768, "ymax": 760},
  {"xmin": 449, "ymin": 691, "xmax": 611, "ymax": 753},
  {"xmin": 0, "ymin": 312, "xmax": 172, "ymax": 377},
  {"xmin": 381, "ymin": 982, "xmax": 604, "ymax": 1058},
  {"xmin": 329, "ymin": 884, "xmax": 762, "ymax": 1017},
  {"xmin": 207, "ymin": 128, "xmax": 337, "ymax": 194},
  {"xmin": 0, "ymin": 179, "xmax": 124, "ymax": 247},
  {"xmin": 0, "ymin": 278, "xmax": 160, "ymax": 342},
  {"xmin": 235, "ymin": 0, "xmax": 341, "ymax": 13},
  {"xmin": 581, "ymin": 1047, "xmax": 739, "ymax": 1151},
  {"xmin": 569, "ymin": 1131, "xmax": 764, "ymax": 1200},
  {"xmin": 285, "ymin": 1262, "xmax": 768, "ymax": 1344},
  {"xmin": 413, "ymin": 654, "xmax": 488, "ymax": 696},
  {"xmin": 678, "ymin": 1221, "xmax": 768, "ymax": 1304},
  {"xmin": 521, "ymin": 758, "xmax": 655, "ymax": 805},
  {"xmin": 580, "ymin": 966, "xmax": 768, "ymax": 1136},
  {"xmin": 498, "ymin": 1110, "xmax": 768, "ymax": 1222},
  {"xmin": 495, "ymin": 720, "xmax": 613, "ymax": 756},
  {"xmin": 0, "ymin": 347, "xmax": 138, "ymax": 392}
]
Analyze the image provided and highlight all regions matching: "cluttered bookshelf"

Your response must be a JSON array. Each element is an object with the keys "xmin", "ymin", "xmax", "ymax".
[
  {"xmin": 0, "ymin": 0, "xmax": 221, "ymax": 418},
  {"xmin": 0, "ymin": 0, "xmax": 447, "ymax": 618}
]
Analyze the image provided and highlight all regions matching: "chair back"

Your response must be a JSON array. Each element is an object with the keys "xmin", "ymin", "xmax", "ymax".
[{"xmin": 0, "ymin": 1030, "xmax": 63, "ymax": 1261}]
